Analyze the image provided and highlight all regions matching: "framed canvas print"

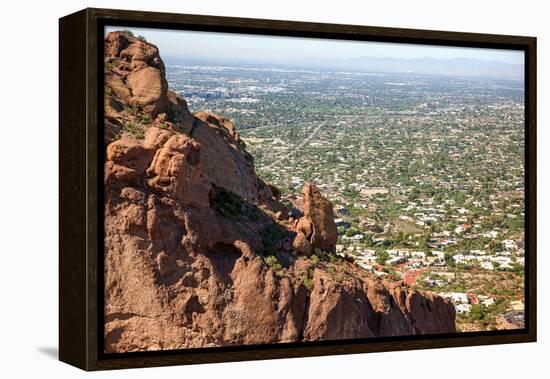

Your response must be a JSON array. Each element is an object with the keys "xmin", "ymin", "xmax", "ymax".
[{"xmin": 59, "ymin": 8, "xmax": 536, "ymax": 371}]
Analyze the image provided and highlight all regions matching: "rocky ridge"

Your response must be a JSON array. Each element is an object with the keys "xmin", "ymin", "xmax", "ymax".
[{"xmin": 103, "ymin": 31, "xmax": 456, "ymax": 353}]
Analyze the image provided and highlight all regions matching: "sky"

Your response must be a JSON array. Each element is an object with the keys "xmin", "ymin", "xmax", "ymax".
[{"xmin": 105, "ymin": 26, "xmax": 524, "ymax": 66}]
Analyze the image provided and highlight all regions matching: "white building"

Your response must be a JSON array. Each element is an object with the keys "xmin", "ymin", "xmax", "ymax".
[
  {"xmin": 387, "ymin": 256, "xmax": 405, "ymax": 265},
  {"xmin": 451, "ymin": 292, "xmax": 469, "ymax": 305},
  {"xmin": 515, "ymin": 257, "xmax": 525, "ymax": 266},
  {"xmin": 503, "ymin": 239, "xmax": 518, "ymax": 251},
  {"xmin": 482, "ymin": 230, "xmax": 499, "ymax": 238},
  {"xmin": 453, "ymin": 254, "xmax": 466, "ymax": 264},
  {"xmin": 432, "ymin": 251, "xmax": 445, "ymax": 260},
  {"xmin": 456, "ymin": 303, "xmax": 472, "ymax": 315},
  {"xmin": 356, "ymin": 261, "xmax": 373, "ymax": 270},
  {"xmin": 411, "ymin": 251, "xmax": 426, "ymax": 259},
  {"xmin": 480, "ymin": 261, "xmax": 495, "ymax": 270},
  {"xmin": 481, "ymin": 297, "xmax": 495, "ymax": 307}
]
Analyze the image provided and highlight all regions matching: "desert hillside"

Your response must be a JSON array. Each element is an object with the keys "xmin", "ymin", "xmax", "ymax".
[{"xmin": 102, "ymin": 31, "xmax": 456, "ymax": 353}]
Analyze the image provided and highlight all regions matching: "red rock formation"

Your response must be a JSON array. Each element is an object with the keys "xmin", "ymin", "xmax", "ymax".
[
  {"xmin": 190, "ymin": 113, "xmax": 259, "ymax": 201},
  {"xmin": 105, "ymin": 31, "xmax": 168, "ymax": 116},
  {"xmin": 102, "ymin": 31, "xmax": 456, "ymax": 353},
  {"xmin": 293, "ymin": 183, "xmax": 338, "ymax": 256},
  {"xmin": 146, "ymin": 133, "xmax": 211, "ymax": 208}
]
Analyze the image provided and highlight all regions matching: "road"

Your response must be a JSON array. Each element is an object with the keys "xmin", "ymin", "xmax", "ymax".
[{"xmin": 265, "ymin": 120, "xmax": 328, "ymax": 169}]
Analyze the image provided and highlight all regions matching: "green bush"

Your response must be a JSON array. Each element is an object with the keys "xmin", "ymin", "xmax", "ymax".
[
  {"xmin": 444, "ymin": 252, "xmax": 456, "ymax": 268},
  {"xmin": 311, "ymin": 254, "xmax": 319, "ymax": 265},
  {"xmin": 260, "ymin": 223, "xmax": 287, "ymax": 256},
  {"xmin": 265, "ymin": 255, "xmax": 283, "ymax": 271},
  {"xmin": 140, "ymin": 113, "xmax": 152, "ymax": 124},
  {"xmin": 376, "ymin": 250, "xmax": 390, "ymax": 265},
  {"xmin": 245, "ymin": 205, "xmax": 260, "ymax": 221},
  {"xmin": 124, "ymin": 104, "xmax": 139, "ymax": 116},
  {"xmin": 124, "ymin": 121, "xmax": 144, "ymax": 139},
  {"xmin": 318, "ymin": 251, "xmax": 340, "ymax": 263},
  {"xmin": 104, "ymin": 58, "xmax": 120, "ymax": 70},
  {"xmin": 209, "ymin": 186, "xmax": 244, "ymax": 220},
  {"xmin": 300, "ymin": 268, "xmax": 315, "ymax": 290},
  {"xmin": 345, "ymin": 227, "xmax": 360, "ymax": 237}
]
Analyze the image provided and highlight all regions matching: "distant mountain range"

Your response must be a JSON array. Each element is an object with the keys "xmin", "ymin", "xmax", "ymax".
[
  {"xmin": 166, "ymin": 54, "xmax": 524, "ymax": 81},
  {"xmin": 306, "ymin": 56, "xmax": 524, "ymax": 80}
]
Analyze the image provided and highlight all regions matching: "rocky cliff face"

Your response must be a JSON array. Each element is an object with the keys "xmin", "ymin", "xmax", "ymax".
[{"xmin": 103, "ymin": 31, "xmax": 456, "ymax": 353}]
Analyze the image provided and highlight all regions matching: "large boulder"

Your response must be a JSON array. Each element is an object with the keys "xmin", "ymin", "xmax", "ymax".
[
  {"xmin": 303, "ymin": 269, "xmax": 375, "ymax": 340},
  {"xmin": 126, "ymin": 66, "xmax": 168, "ymax": 116},
  {"xmin": 189, "ymin": 114, "xmax": 259, "ymax": 201},
  {"xmin": 146, "ymin": 134, "xmax": 211, "ymax": 208},
  {"xmin": 293, "ymin": 183, "xmax": 338, "ymax": 255},
  {"xmin": 104, "ymin": 32, "xmax": 168, "ymax": 117},
  {"xmin": 105, "ymin": 31, "xmax": 166, "ymax": 72},
  {"xmin": 104, "ymin": 137, "xmax": 155, "ymax": 186}
]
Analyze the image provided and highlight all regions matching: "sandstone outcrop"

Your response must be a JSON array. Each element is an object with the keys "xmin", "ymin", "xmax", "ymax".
[
  {"xmin": 293, "ymin": 184, "xmax": 338, "ymax": 256},
  {"xmin": 103, "ymin": 31, "xmax": 456, "ymax": 353},
  {"xmin": 105, "ymin": 31, "xmax": 168, "ymax": 116}
]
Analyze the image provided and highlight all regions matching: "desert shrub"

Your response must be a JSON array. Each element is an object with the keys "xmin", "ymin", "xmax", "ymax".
[
  {"xmin": 300, "ymin": 268, "xmax": 315, "ymax": 290},
  {"xmin": 140, "ymin": 113, "xmax": 152, "ymax": 124},
  {"xmin": 260, "ymin": 223, "xmax": 287, "ymax": 256},
  {"xmin": 124, "ymin": 104, "xmax": 139, "ymax": 116},
  {"xmin": 444, "ymin": 252, "xmax": 456, "ymax": 267},
  {"xmin": 311, "ymin": 254, "xmax": 319, "ymax": 265},
  {"xmin": 124, "ymin": 121, "xmax": 144, "ymax": 139},
  {"xmin": 209, "ymin": 185, "xmax": 243, "ymax": 219},
  {"xmin": 376, "ymin": 250, "xmax": 389, "ymax": 265},
  {"xmin": 104, "ymin": 58, "xmax": 120, "ymax": 70},
  {"xmin": 315, "ymin": 250, "xmax": 340, "ymax": 263},
  {"xmin": 265, "ymin": 255, "xmax": 277, "ymax": 266},
  {"xmin": 265, "ymin": 255, "xmax": 283, "ymax": 271},
  {"xmin": 110, "ymin": 132, "xmax": 121, "ymax": 142},
  {"xmin": 345, "ymin": 227, "xmax": 360, "ymax": 237},
  {"xmin": 244, "ymin": 204, "xmax": 261, "ymax": 221}
]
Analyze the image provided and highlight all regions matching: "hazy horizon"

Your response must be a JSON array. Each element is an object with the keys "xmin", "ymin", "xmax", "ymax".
[{"xmin": 105, "ymin": 26, "xmax": 524, "ymax": 79}]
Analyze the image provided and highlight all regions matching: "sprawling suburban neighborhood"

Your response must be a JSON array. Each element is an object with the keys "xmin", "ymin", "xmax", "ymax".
[{"xmin": 167, "ymin": 57, "xmax": 525, "ymax": 332}]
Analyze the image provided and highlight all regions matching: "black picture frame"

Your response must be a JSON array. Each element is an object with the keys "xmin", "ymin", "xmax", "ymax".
[{"xmin": 59, "ymin": 7, "xmax": 537, "ymax": 371}]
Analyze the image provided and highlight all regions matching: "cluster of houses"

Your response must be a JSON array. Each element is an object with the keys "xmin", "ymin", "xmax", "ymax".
[
  {"xmin": 422, "ymin": 272, "xmax": 455, "ymax": 287},
  {"xmin": 438, "ymin": 292, "xmax": 497, "ymax": 315},
  {"xmin": 399, "ymin": 200, "xmax": 447, "ymax": 226},
  {"xmin": 451, "ymin": 243, "xmax": 524, "ymax": 271},
  {"xmin": 335, "ymin": 245, "xmax": 448, "ymax": 273},
  {"xmin": 336, "ymin": 236, "xmax": 523, "ymax": 274},
  {"xmin": 333, "ymin": 239, "xmax": 524, "ymax": 318},
  {"xmin": 385, "ymin": 249, "xmax": 447, "ymax": 267},
  {"xmin": 335, "ymin": 247, "xmax": 378, "ymax": 272}
]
